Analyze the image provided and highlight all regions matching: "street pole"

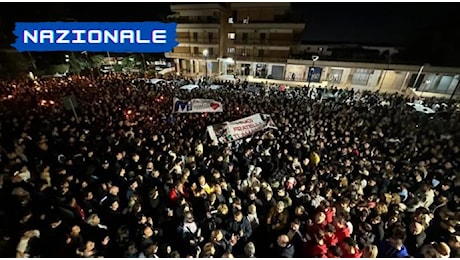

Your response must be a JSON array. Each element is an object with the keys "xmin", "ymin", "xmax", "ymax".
[
  {"xmin": 413, "ymin": 65, "xmax": 425, "ymax": 90},
  {"xmin": 307, "ymin": 62, "xmax": 314, "ymax": 89},
  {"xmin": 205, "ymin": 56, "xmax": 208, "ymax": 80},
  {"xmin": 378, "ymin": 54, "xmax": 392, "ymax": 92},
  {"xmin": 202, "ymin": 49, "xmax": 209, "ymax": 84},
  {"xmin": 450, "ymin": 79, "xmax": 460, "ymax": 101},
  {"xmin": 307, "ymin": 55, "xmax": 319, "ymax": 89}
]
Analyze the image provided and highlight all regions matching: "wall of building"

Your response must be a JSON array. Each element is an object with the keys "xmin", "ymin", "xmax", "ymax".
[
  {"xmin": 174, "ymin": 47, "xmax": 191, "ymax": 53},
  {"xmin": 285, "ymin": 64, "xmax": 306, "ymax": 81},
  {"xmin": 379, "ymin": 71, "xmax": 407, "ymax": 91},
  {"xmin": 367, "ymin": 70, "xmax": 382, "ymax": 88},
  {"xmin": 233, "ymin": 7, "xmax": 288, "ymax": 22}
]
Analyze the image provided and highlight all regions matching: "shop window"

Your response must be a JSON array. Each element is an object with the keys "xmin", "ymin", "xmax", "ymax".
[{"xmin": 352, "ymin": 69, "xmax": 373, "ymax": 86}]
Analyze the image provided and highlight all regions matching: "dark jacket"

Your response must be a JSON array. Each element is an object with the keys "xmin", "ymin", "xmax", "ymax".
[
  {"xmin": 227, "ymin": 216, "xmax": 252, "ymax": 241},
  {"xmin": 405, "ymin": 232, "xmax": 426, "ymax": 256},
  {"xmin": 272, "ymin": 244, "xmax": 295, "ymax": 258}
]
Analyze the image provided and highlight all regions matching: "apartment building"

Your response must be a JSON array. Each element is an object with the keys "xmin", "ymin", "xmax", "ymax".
[{"xmin": 165, "ymin": 3, "xmax": 305, "ymax": 79}]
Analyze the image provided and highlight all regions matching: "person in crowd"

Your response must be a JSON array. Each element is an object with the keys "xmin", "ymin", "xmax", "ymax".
[
  {"xmin": 272, "ymin": 234, "xmax": 295, "ymax": 258},
  {"xmin": 362, "ymin": 244, "xmax": 378, "ymax": 258}
]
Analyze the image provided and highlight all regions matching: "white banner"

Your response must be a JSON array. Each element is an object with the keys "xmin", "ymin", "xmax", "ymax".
[
  {"xmin": 173, "ymin": 98, "xmax": 223, "ymax": 113},
  {"xmin": 207, "ymin": 113, "xmax": 277, "ymax": 144}
]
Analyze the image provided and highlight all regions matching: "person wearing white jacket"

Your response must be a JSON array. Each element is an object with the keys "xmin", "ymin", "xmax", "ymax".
[{"xmin": 16, "ymin": 230, "xmax": 40, "ymax": 258}]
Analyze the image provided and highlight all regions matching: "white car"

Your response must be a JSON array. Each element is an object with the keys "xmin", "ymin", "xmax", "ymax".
[
  {"xmin": 146, "ymin": 78, "xmax": 166, "ymax": 84},
  {"xmin": 209, "ymin": 85, "xmax": 222, "ymax": 90},
  {"xmin": 180, "ymin": 84, "xmax": 200, "ymax": 91}
]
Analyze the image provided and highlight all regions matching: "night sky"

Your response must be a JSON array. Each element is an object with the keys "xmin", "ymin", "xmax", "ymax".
[
  {"xmin": 1, "ymin": 2, "xmax": 459, "ymax": 65},
  {"xmin": 295, "ymin": 3, "xmax": 460, "ymax": 45}
]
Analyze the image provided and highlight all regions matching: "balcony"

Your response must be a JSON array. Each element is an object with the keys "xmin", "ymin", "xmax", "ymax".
[
  {"xmin": 168, "ymin": 17, "xmax": 220, "ymax": 24},
  {"xmin": 165, "ymin": 52, "xmax": 218, "ymax": 59},
  {"xmin": 233, "ymin": 39, "xmax": 296, "ymax": 46},
  {"xmin": 177, "ymin": 38, "xmax": 220, "ymax": 44},
  {"xmin": 232, "ymin": 55, "xmax": 288, "ymax": 63}
]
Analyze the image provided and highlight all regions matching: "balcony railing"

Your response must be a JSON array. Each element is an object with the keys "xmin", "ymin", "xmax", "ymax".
[
  {"xmin": 231, "ymin": 55, "xmax": 288, "ymax": 63},
  {"xmin": 168, "ymin": 17, "xmax": 220, "ymax": 24},
  {"xmin": 233, "ymin": 39, "xmax": 294, "ymax": 46},
  {"xmin": 176, "ymin": 38, "xmax": 220, "ymax": 44},
  {"xmin": 165, "ymin": 52, "xmax": 218, "ymax": 59}
]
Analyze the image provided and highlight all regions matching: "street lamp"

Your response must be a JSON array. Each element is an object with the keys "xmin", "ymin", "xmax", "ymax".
[
  {"xmin": 203, "ymin": 49, "xmax": 209, "ymax": 80},
  {"xmin": 307, "ymin": 55, "xmax": 319, "ymax": 88}
]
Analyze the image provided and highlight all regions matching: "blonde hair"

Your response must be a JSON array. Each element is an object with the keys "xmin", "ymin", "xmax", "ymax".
[
  {"xmin": 340, "ymin": 176, "xmax": 349, "ymax": 187},
  {"xmin": 248, "ymin": 204, "xmax": 257, "ymax": 214},
  {"xmin": 86, "ymin": 214, "xmax": 99, "ymax": 226},
  {"xmin": 383, "ymin": 193, "xmax": 393, "ymax": 205},
  {"xmin": 363, "ymin": 245, "xmax": 378, "ymax": 258},
  {"xmin": 210, "ymin": 230, "xmax": 223, "ymax": 241},
  {"xmin": 218, "ymin": 204, "xmax": 229, "ymax": 215},
  {"xmin": 375, "ymin": 202, "xmax": 388, "ymax": 215},
  {"xmin": 391, "ymin": 193, "xmax": 401, "ymax": 205}
]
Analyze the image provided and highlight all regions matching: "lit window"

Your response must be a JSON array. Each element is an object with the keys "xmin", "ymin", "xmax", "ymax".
[
  {"xmin": 228, "ymin": 17, "xmax": 234, "ymax": 24},
  {"xmin": 352, "ymin": 69, "xmax": 373, "ymax": 86},
  {"xmin": 227, "ymin": 48, "xmax": 235, "ymax": 53},
  {"xmin": 228, "ymin": 33, "xmax": 235, "ymax": 40}
]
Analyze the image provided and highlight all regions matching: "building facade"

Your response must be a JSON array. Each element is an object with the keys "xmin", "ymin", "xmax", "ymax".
[
  {"xmin": 267, "ymin": 60, "xmax": 460, "ymax": 97},
  {"xmin": 165, "ymin": 3, "xmax": 305, "ymax": 79},
  {"xmin": 165, "ymin": 3, "xmax": 460, "ymax": 97}
]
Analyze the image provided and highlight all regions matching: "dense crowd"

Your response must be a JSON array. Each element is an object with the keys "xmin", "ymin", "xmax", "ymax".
[{"xmin": 0, "ymin": 73, "xmax": 459, "ymax": 258}]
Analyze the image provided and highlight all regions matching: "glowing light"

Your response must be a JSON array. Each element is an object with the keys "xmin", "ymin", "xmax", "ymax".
[
  {"xmin": 49, "ymin": 100, "xmax": 55, "ymax": 105},
  {"xmin": 149, "ymin": 117, "xmax": 153, "ymax": 121},
  {"xmin": 127, "ymin": 110, "xmax": 132, "ymax": 115},
  {"xmin": 7, "ymin": 95, "xmax": 13, "ymax": 99},
  {"xmin": 40, "ymin": 100, "xmax": 47, "ymax": 106}
]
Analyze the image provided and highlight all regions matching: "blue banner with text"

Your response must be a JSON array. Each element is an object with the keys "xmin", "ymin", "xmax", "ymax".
[{"xmin": 12, "ymin": 22, "xmax": 179, "ymax": 53}]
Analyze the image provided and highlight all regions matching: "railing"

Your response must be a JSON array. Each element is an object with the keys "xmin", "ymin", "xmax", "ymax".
[
  {"xmin": 231, "ymin": 55, "xmax": 288, "ymax": 63},
  {"xmin": 165, "ymin": 52, "xmax": 218, "ymax": 59},
  {"xmin": 168, "ymin": 17, "xmax": 220, "ymax": 24},
  {"xmin": 176, "ymin": 38, "xmax": 220, "ymax": 44},
  {"xmin": 233, "ymin": 39, "xmax": 294, "ymax": 46},
  {"xmin": 288, "ymin": 53, "xmax": 391, "ymax": 64}
]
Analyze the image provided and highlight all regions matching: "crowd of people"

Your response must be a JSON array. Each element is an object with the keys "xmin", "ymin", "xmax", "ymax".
[{"xmin": 0, "ymin": 73, "xmax": 459, "ymax": 258}]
